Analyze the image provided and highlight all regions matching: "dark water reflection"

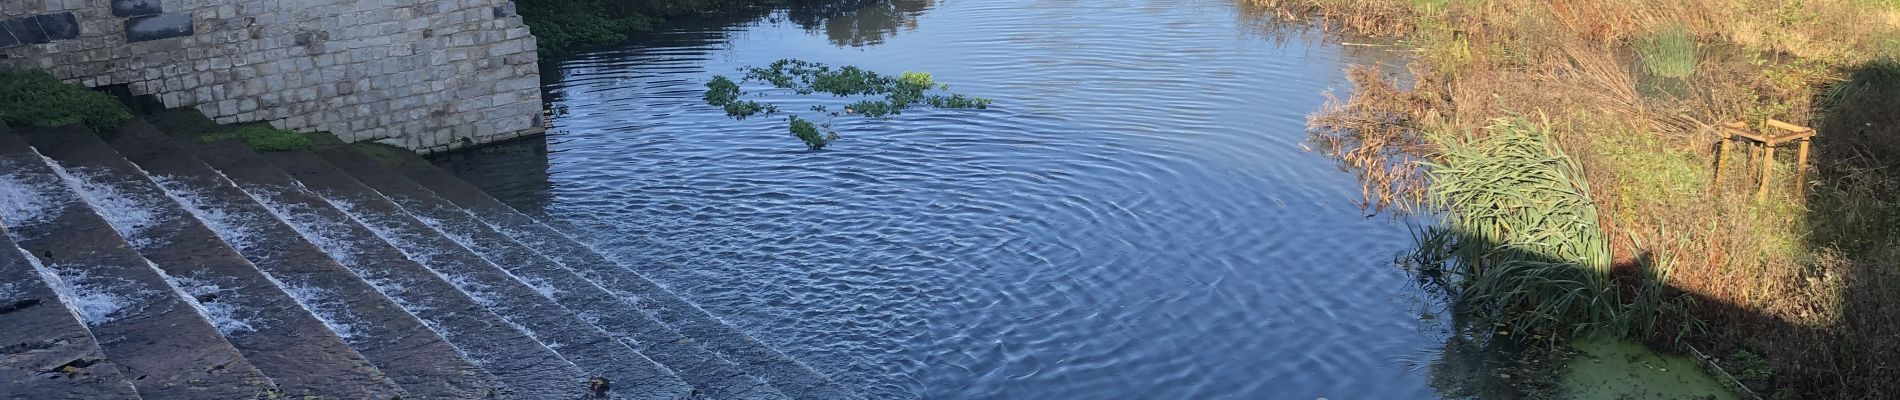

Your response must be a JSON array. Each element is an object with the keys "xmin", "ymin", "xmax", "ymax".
[
  {"xmin": 788, "ymin": 0, "xmax": 936, "ymax": 47},
  {"xmin": 436, "ymin": 0, "xmax": 1469, "ymax": 398}
]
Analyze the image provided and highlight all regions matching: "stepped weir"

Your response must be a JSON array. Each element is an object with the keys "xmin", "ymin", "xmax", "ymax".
[{"xmin": 0, "ymin": 109, "xmax": 859, "ymax": 399}]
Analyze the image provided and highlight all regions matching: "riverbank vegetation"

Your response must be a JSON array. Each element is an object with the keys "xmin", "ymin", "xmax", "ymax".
[
  {"xmin": 703, "ymin": 59, "xmax": 992, "ymax": 149},
  {"xmin": 0, "ymin": 71, "xmax": 130, "ymax": 132},
  {"xmin": 1249, "ymin": 0, "xmax": 1900, "ymax": 397},
  {"xmin": 516, "ymin": 0, "xmax": 774, "ymax": 55}
]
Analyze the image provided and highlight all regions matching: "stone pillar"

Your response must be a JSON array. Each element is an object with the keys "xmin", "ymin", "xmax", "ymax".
[{"xmin": 1, "ymin": 0, "xmax": 544, "ymax": 154}]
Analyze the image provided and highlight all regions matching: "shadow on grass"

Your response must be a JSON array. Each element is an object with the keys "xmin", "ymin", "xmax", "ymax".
[
  {"xmin": 1752, "ymin": 59, "xmax": 1900, "ymax": 398},
  {"xmin": 1406, "ymin": 226, "xmax": 1834, "ymax": 399}
]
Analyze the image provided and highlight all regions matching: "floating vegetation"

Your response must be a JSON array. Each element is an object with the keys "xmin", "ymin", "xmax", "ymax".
[{"xmin": 702, "ymin": 59, "xmax": 993, "ymax": 149}]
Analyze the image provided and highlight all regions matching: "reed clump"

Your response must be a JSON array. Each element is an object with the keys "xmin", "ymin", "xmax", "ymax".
[
  {"xmin": 1636, "ymin": 26, "xmax": 1698, "ymax": 79},
  {"xmin": 1249, "ymin": 0, "xmax": 1900, "ymax": 396}
]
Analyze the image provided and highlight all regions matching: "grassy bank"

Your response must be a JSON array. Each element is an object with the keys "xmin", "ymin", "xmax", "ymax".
[
  {"xmin": 1249, "ymin": 0, "xmax": 1900, "ymax": 397},
  {"xmin": 0, "ymin": 71, "xmax": 130, "ymax": 132},
  {"xmin": 516, "ymin": 0, "xmax": 779, "ymax": 55}
]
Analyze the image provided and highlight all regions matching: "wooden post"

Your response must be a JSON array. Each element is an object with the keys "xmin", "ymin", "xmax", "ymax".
[
  {"xmin": 1758, "ymin": 144, "xmax": 1776, "ymax": 200},
  {"xmin": 1795, "ymin": 139, "xmax": 1811, "ymax": 200},
  {"xmin": 1748, "ymin": 143, "xmax": 1760, "ymax": 174},
  {"xmin": 1715, "ymin": 134, "xmax": 1731, "ymax": 183}
]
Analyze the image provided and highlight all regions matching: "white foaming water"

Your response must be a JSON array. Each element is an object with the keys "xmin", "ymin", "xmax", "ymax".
[
  {"xmin": 275, "ymin": 281, "xmax": 360, "ymax": 340},
  {"xmin": 15, "ymin": 246, "xmax": 94, "ymax": 326},
  {"xmin": 321, "ymin": 196, "xmax": 556, "ymax": 351},
  {"xmin": 441, "ymin": 272, "xmax": 499, "ymax": 308},
  {"xmin": 358, "ymin": 275, "xmax": 435, "ymax": 316},
  {"xmin": 0, "ymin": 166, "xmax": 56, "ymax": 229},
  {"xmin": 36, "ymin": 263, "xmax": 136, "ymax": 326},
  {"xmin": 44, "ymin": 160, "xmax": 166, "ymax": 248},
  {"xmin": 412, "ymin": 212, "xmax": 567, "ymax": 302},
  {"xmin": 152, "ymin": 175, "xmax": 261, "ymax": 253},
  {"xmin": 155, "ymin": 173, "xmax": 383, "ymax": 344},
  {"xmin": 251, "ymin": 189, "xmax": 362, "ymax": 267},
  {"xmin": 157, "ymin": 270, "xmax": 259, "ymax": 336},
  {"xmin": 233, "ymin": 181, "xmax": 466, "ymax": 340},
  {"xmin": 519, "ymin": 275, "xmax": 563, "ymax": 301}
]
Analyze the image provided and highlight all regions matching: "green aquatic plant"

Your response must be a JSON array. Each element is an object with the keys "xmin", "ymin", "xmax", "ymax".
[{"xmin": 703, "ymin": 59, "xmax": 994, "ymax": 149}]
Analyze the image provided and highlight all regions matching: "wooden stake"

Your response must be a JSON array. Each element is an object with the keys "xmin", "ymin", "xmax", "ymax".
[
  {"xmin": 1715, "ymin": 134, "xmax": 1732, "ymax": 183},
  {"xmin": 1795, "ymin": 139, "xmax": 1811, "ymax": 200},
  {"xmin": 1759, "ymin": 144, "xmax": 1776, "ymax": 200},
  {"xmin": 1748, "ymin": 143, "xmax": 1760, "ymax": 173}
]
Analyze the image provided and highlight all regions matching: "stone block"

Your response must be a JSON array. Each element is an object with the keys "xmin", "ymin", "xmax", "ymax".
[
  {"xmin": 112, "ymin": 0, "xmax": 162, "ymax": 17},
  {"xmin": 1, "ymin": 17, "xmax": 47, "ymax": 45},
  {"xmin": 33, "ymin": 13, "xmax": 80, "ymax": 41},
  {"xmin": 125, "ymin": 13, "xmax": 193, "ymax": 42}
]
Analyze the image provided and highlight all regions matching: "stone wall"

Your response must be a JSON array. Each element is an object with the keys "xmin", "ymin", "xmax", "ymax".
[{"xmin": 0, "ymin": 0, "xmax": 544, "ymax": 154}]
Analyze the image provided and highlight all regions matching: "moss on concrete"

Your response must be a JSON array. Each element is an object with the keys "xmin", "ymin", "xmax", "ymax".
[{"xmin": 202, "ymin": 125, "xmax": 315, "ymax": 152}]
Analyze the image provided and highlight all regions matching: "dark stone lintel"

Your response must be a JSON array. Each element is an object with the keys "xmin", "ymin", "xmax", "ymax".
[
  {"xmin": 125, "ymin": 12, "xmax": 193, "ymax": 43},
  {"xmin": 112, "ymin": 0, "xmax": 164, "ymax": 17}
]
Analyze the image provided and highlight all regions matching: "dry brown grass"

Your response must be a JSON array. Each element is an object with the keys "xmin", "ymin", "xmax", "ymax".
[{"xmin": 1251, "ymin": 0, "xmax": 1900, "ymax": 397}]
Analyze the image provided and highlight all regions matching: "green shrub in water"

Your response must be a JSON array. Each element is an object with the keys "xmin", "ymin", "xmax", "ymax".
[
  {"xmin": 0, "ymin": 71, "xmax": 131, "ymax": 131},
  {"xmin": 203, "ymin": 125, "xmax": 314, "ymax": 151},
  {"xmin": 702, "ymin": 59, "xmax": 994, "ymax": 149}
]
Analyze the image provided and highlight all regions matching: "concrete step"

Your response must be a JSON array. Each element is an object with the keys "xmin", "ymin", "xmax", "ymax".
[
  {"xmin": 113, "ymin": 113, "xmax": 502, "ymax": 399},
  {"xmin": 158, "ymin": 132, "xmax": 592, "ymax": 400},
  {"xmin": 19, "ymin": 121, "xmax": 407, "ymax": 399},
  {"xmin": 261, "ymin": 146, "xmax": 693, "ymax": 400},
  {"xmin": 390, "ymin": 146, "xmax": 863, "ymax": 400},
  {"xmin": 317, "ymin": 142, "xmax": 790, "ymax": 400},
  {"xmin": 0, "ymin": 127, "xmax": 277, "ymax": 400},
  {"xmin": 0, "ymin": 219, "xmax": 143, "ymax": 400}
]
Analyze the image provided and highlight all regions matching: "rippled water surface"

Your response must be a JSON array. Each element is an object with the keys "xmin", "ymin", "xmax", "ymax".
[{"xmin": 439, "ymin": 0, "xmax": 1450, "ymax": 397}]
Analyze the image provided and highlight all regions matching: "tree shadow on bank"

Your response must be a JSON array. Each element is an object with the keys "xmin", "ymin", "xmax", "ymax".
[
  {"xmin": 1410, "ymin": 64, "xmax": 1900, "ymax": 397},
  {"xmin": 1755, "ymin": 59, "xmax": 1900, "ymax": 398},
  {"xmin": 1405, "ymin": 227, "xmax": 1837, "ymax": 399}
]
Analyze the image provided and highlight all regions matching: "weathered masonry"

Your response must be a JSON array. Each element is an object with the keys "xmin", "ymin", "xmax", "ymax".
[{"xmin": 0, "ymin": 0, "xmax": 544, "ymax": 154}]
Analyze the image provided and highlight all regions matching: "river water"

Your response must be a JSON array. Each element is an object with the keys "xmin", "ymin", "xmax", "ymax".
[{"xmin": 438, "ymin": 0, "xmax": 1456, "ymax": 398}]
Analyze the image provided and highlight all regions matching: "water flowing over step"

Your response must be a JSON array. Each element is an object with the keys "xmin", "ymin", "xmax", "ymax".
[
  {"xmin": 0, "ymin": 221, "xmax": 142, "ymax": 399},
  {"xmin": 160, "ymin": 131, "xmax": 602, "ymax": 399},
  {"xmin": 110, "ymin": 114, "xmax": 501, "ymax": 399},
  {"xmin": 381, "ymin": 145, "xmax": 864, "ymax": 400},
  {"xmin": 315, "ymin": 143, "xmax": 791, "ymax": 400},
  {"xmin": 258, "ymin": 146, "xmax": 694, "ymax": 400},
  {"xmin": 0, "ymin": 126, "xmax": 276, "ymax": 399},
  {"xmin": 21, "ymin": 121, "xmax": 407, "ymax": 399}
]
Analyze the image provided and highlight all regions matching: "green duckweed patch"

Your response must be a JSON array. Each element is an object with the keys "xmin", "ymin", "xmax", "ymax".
[{"xmin": 1561, "ymin": 338, "xmax": 1739, "ymax": 400}]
